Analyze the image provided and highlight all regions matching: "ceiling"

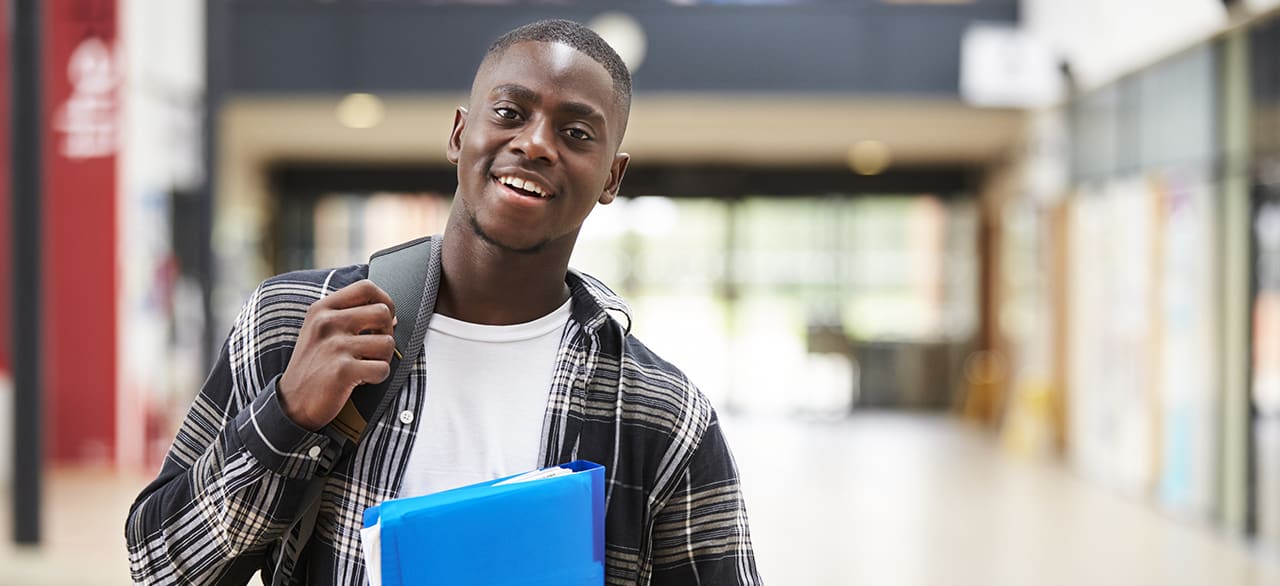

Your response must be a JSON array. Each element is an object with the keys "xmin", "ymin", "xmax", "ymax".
[{"xmin": 222, "ymin": 94, "xmax": 1027, "ymax": 171}]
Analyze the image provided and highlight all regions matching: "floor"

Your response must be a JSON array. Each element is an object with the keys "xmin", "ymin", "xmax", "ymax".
[
  {"xmin": 3, "ymin": 413, "xmax": 1279, "ymax": 585},
  {"xmin": 728, "ymin": 414, "xmax": 1280, "ymax": 586}
]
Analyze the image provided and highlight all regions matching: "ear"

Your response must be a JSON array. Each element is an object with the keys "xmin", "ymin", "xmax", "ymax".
[
  {"xmin": 446, "ymin": 106, "xmax": 468, "ymax": 165},
  {"xmin": 599, "ymin": 152, "xmax": 630, "ymax": 205}
]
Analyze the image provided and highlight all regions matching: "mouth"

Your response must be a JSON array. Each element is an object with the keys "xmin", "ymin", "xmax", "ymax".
[{"xmin": 494, "ymin": 174, "xmax": 555, "ymax": 200}]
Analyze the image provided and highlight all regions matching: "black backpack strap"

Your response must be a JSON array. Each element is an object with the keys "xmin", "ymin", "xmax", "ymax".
[
  {"xmin": 270, "ymin": 235, "xmax": 441, "ymax": 586},
  {"xmin": 270, "ymin": 475, "xmax": 325, "ymax": 584},
  {"xmin": 331, "ymin": 234, "xmax": 441, "ymax": 444}
]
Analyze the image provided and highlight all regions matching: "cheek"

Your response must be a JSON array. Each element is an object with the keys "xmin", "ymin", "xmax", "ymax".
[
  {"xmin": 581, "ymin": 163, "xmax": 612, "ymax": 195},
  {"xmin": 461, "ymin": 137, "xmax": 491, "ymax": 174}
]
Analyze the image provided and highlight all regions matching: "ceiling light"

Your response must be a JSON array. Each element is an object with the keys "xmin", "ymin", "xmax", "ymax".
[
  {"xmin": 848, "ymin": 140, "xmax": 892, "ymax": 176},
  {"xmin": 336, "ymin": 93, "xmax": 385, "ymax": 130},
  {"xmin": 589, "ymin": 12, "xmax": 647, "ymax": 73}
]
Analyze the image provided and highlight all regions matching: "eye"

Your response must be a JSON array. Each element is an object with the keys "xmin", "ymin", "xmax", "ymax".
[
  {"xmin": 494, "ymin": 107, "xmax": 521, "ymax": 121},
  {"xmin": 565, "ymin": 127, "xmax": 592, "ymax": 141}
]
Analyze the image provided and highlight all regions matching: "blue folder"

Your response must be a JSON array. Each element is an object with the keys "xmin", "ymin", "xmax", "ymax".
[{"xmin": 362, "ymin": 460, "xmax": 605, "ymax": 585}]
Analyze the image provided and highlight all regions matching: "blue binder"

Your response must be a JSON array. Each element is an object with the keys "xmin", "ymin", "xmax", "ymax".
[{"xmin": 362, "ymin": 460, "xmax": 605, "ymax": 585}]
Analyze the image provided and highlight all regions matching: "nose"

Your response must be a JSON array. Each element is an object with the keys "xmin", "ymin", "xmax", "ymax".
[{"xmin": 510, "ymin": 116, "xmax": 558, "ymax": 165}]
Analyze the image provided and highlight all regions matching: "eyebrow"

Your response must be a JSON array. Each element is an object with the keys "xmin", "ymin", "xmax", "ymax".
[
  {"xmin": 560, "ymin": 100, "xmax": 602, "ymax": 121},
  {"xmin": 491, "ymin": 83, "xmax": 606, "ymax": 123},
  {"xmin": 492, "ymin": 83, "xmax": 538, "ymax": 104}
]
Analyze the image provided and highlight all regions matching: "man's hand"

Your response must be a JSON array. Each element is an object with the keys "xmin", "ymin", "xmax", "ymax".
[{"xmin": 278, "ymin": 280, "xmax": 397, "ymax": 431}]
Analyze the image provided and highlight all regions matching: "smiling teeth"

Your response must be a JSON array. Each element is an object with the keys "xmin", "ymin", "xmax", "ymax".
[{"xmin": 498, "ymin": 176, "xmax": 549, "ymax": 198}]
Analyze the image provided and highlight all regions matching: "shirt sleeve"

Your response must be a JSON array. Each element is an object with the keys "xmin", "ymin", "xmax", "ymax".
[
  {"xmin": 124, "ymin": 280, "xmax": 339, "ymax": 585},
  {"xmin": 648, "ymin": 411, "xmax": 762, "ymax": 585}
]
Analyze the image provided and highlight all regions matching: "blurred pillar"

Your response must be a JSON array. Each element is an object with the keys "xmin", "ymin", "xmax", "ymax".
[
  {"xmin": 203, "ymin": 0, "xmax": 227, "ymax": 371},
  {"xmin": 11, "ymin": 0, "xmax": 43, "ymax": 545},
  {"xmin": 0, "ymin": 0, "xmax": 10, "ymax": 378},
  {"xmin": 965, "ymin": 163, "xmax": 1014, "ymax": 425},
  {"xmin": 1219, "ymin": 27, "xmax": 1251, "ymax": 537},
  {"xmin": 722, "ymin": 196, "xmax": 739, "ymax": 409}
]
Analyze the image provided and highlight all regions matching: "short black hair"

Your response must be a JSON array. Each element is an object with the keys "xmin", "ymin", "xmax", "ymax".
[{"xmin": 486, "ymin": 19, "xmax": 632, "ymax": 113}]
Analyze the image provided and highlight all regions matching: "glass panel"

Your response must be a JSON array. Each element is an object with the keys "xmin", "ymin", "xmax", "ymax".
[
  {"xmin": 277, "ymin": 192, "xmax": 452, "ymax": 273},
  {"xmin": 574, "ymin": 193, "xmax": 978, "ymax": 414}
]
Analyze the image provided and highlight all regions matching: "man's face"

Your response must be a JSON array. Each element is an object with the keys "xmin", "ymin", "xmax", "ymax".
[{"xmin": 448, "ymin": 41, "xmax": 630, "ymax": 254}]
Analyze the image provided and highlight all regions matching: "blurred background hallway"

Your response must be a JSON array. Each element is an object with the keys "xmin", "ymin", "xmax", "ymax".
[
  {"xmin": 5, "ymin": 414, "xmax": 1280, "ymax": 584},
  {"xmin": 8, "ymin": 0, "xmax": 1280, "ymax": 584}
]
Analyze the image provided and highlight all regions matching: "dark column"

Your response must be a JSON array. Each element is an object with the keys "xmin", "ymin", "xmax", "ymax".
[{"xmin": 11, "ymin": 0, "xmax": 44, "ymax": 546}]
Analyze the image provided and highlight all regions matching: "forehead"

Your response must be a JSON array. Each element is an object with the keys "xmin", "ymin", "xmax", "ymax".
[{"xmin": 472, "ymin": 41, "xmax": 621, "ymax": 118}]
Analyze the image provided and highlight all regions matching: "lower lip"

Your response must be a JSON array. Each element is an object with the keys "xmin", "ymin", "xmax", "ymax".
[{"xmin": 494, "ymin": 178, "xmax": 552, "ymax": 206}]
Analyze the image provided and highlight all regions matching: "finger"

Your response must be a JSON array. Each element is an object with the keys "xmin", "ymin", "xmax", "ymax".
[
  {"xmin": 324, "ymin": 280, "xmax": 396, "ymax": 315},
  {"xmin": 347, "ymin": 334, "xmax": 396, "ymax": 362},
  {"xmin": 349, "ymin": 358, "xmax": 392, "ymax": 387},
  {"xmin": 331, "ymin": 302, "xmax": 396, "ymax": 335}
]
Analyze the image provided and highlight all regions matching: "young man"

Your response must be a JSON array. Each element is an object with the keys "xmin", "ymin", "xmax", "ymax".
[{"xmin": 126, "ymin": 19, "xmax": 759, "ymax": 585}]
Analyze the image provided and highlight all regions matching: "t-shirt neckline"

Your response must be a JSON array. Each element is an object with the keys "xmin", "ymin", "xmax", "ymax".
[{"xmin": 427, "ymin": 298, "xmax": 572, "ymax": 343}]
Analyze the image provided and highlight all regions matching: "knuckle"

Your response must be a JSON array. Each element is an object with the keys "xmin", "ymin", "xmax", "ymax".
[
  {"xmin": 336, "ymin": 358, "xmax": 358, "ymax": 381},
  {"xmin": 360, "ymin": 279, "xmax": 384, "ymax": 298},
  {"xmin": 323, "ymin": 335, "xmax": 347, "ymax": 354},
  {"xmin": 310, "ymin": 308, "xmax": 333, "ymax": 330}
]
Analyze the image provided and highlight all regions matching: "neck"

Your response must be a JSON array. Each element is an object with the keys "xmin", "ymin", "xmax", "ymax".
[{"xmin": 435, "ymin": 221, "xmax": 575, "ymax": 325}]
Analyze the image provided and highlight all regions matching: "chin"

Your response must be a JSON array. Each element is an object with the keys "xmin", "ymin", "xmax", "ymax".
[{"xmin": 470, "ymin": 215, "xmax": 549, "ymax": 255}]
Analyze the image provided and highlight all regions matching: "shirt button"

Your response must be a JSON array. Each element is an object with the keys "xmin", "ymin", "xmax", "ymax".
[
  {"xmin": 307, "ymin": 446, "xmax": 322, "ymax": 459},
  {"xmin": 399, "ymin": 410, "xmax": 414, "ymax": 425}
]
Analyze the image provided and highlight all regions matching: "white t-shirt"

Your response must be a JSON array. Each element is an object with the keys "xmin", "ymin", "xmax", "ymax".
[{"xmin": 396, "ymin": 299, "xmax": 572, "ymax": 498}]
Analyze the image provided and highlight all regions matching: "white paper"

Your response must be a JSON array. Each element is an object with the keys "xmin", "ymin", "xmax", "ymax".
[
  {"xmin": 494, "ymin": 466, "xmax": 573, "ymax": 486},
  {"xmin": 360, "ymin": 518, "xmax": 383, "ymax": 586}
]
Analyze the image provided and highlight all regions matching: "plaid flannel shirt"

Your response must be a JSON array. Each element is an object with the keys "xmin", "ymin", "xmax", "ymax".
[{"xmin": 125, "ymin": 251, "xmax": 760, "ymax": 585}]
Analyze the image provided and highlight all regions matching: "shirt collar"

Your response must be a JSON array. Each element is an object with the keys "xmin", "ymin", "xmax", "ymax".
[{"xmin": 566, "ymin": 269, "xmax": 632, "ymax": 335}]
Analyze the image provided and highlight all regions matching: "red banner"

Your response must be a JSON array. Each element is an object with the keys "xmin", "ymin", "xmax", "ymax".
[{"xmin": 44, "ymin": 0, "xmax": 119, "ymax": 464}]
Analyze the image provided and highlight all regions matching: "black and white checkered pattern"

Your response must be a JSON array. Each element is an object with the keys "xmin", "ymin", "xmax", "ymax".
[{"xmin": 126, "ymin": 246, "xmax": 760, "ymax": 585}]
